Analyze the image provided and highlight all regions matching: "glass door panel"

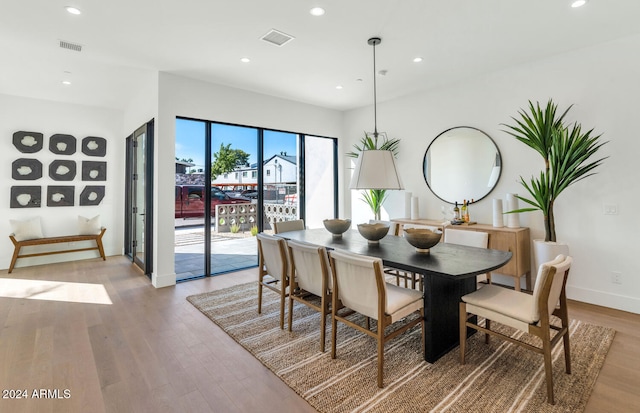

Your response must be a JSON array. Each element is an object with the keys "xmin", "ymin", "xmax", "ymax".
[
  {"xmin": 304, "ymin": 135, "xmax": 337, "ymax": 228},
  {"xmin": 133, "ymin": 126, "xmax": 146, "ymax": 267},
  {"xmin": 175, "ymin": 119, "xmax": 206, "ymax": 280},
  {"xmin": 263, "ymin": 130, "xmax": 298, "ymax": 232},
  {"xmin": 210, "ymin": 124, "xmax": 258, "ymax": 274}
]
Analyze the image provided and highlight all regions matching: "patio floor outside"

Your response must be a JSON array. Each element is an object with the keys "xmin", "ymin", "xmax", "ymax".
[{"xmin": 175, "ymin": 222, "xmax": 260, "ymax": 281}]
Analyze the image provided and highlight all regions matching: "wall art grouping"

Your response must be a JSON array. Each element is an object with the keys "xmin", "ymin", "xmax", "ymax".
[{"xmin": 10, "ymin": 131, "xmax": 107, "ymax": 208}]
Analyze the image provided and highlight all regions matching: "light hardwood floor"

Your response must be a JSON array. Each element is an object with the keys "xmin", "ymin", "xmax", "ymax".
[{"xmin": 1, "ymin": 256, "xmax": 638, "ymax": 412}]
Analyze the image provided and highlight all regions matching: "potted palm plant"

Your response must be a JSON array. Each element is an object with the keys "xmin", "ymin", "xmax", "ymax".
[
  {"xmin": 347, "ymin": 132, "xmax": 400, "ymax": 220},
  {"xmin": 502, "ymin": 99, "xmax": 608, "ymax": 266}
]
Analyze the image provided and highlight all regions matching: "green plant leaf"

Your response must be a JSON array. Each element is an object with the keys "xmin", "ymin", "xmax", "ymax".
[{"xmin": 502, "ymin": 99, "xmax": 607, "ymax": 242}]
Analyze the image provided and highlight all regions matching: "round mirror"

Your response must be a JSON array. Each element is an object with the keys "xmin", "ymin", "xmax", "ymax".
[{"xmin": 423, "ymin": 126, "xmax": 501, "ymax": 204}]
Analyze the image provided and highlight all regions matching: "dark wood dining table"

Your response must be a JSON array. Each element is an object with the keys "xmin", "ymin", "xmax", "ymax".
[{"xmin": 278, "ymin": 228, "xmax": 513, "ymax": 363}]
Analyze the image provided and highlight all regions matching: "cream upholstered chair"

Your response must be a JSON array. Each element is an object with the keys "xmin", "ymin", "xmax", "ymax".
[
  {"xmin": 287, "ymin": 239, "xmax": 332, "ymax": 352},
  {"xmin": 459, "ymin": 255, "xmax": 573, "ymax": 405},
  {"xmin": 256, "ymin": 233, "xmax": 289, "ymax": 330},
  {"xmin": 328, "ymin": 249, "xmax": 424, "ymax": 388},
  {"xmin": 444, "ymin": 228, "xmax": 490, "ymax": 284},
  {"xmin": 368, "ymin": 220, "xmax": 413, "ymax": 287},
  {"xmin": 273, "ymin": 219, "xmax": 305, "ymax": 234}
]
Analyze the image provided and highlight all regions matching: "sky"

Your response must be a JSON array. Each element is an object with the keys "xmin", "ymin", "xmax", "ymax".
[{"xmin": 175, "ymin": 119, "xmax": 297, "ymax": 171}]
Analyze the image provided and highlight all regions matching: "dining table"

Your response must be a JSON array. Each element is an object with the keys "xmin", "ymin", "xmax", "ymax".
[{"xmin": 278, "ymin": 228, "xmax": 513, "ymax": 363}]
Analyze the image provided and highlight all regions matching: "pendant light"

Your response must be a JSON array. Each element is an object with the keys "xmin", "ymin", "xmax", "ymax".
[{"xmin": 350, "ymin": 37, "xmax": 404, "ymax": 190}]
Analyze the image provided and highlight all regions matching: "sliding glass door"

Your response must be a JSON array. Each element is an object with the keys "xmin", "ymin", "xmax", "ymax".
[{"xmin": 174, "ymin": 117, "xmax": 337, "ymax": 281}]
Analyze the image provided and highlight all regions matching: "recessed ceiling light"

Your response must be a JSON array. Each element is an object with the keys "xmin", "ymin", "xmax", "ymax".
[
  {"xmin": 571, "ymin": 0, "xmax": 587, "ymax": 8},
  {"xmin": 335, "ymin": 85, "xmax": 343, "ymax": 90},
  {"xmin": 413, "ymin": 57, "xmax": 423, "ymax": 63},
  {"xmin": 240, "ymin": 57, "xmax": 250, "ymax": 63},
  {"xmin": 65, "ymin": 6, "xmax": 81, "ymax": 15},
  {"xmin": 62, "ymin": 80, "xmax": 72, "ymax": 85},
  {"xmin": 310, "ymin": 7, "xmax": 325, "ymax": 16}
]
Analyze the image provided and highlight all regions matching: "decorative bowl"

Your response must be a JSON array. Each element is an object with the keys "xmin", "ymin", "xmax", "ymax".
[
  {"xmin": 323, "ymin": 218, "xmax": 351, "ymax": 237},
  {"xmin": 403, "ymin": 228, "xmax": 442, "ymax": 253},
  {"xmin": 357, "ymin": 223, "xmax": 390, "ymax": 244}
]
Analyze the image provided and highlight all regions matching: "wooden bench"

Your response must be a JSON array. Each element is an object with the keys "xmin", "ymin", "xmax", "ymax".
[{"xmin": 9, "ymin": 228, "xmax": 106, "ymax": 273}]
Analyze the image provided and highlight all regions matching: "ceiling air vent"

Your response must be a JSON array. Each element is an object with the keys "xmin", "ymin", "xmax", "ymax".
[
  {"xmin": 59, "ymin": 40, "xmax": 83, "ymax": 52},
  {"xmin": 260, "ymin": 29, "xmax": 295, "ymax": 47}
]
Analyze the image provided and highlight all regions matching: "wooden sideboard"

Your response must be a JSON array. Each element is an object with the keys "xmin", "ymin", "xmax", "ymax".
[{"xmin": 393, "ymin": 219, "xmax": 531, "ymax": 291}]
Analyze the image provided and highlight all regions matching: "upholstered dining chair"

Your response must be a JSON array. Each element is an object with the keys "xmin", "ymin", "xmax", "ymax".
[
  {"xmin": 459, "ymin": 254, "xmax": 573, "ymax": 405},
  {"xmin": 273, "ymin": 219, "xmax": 305, "ymax": 234},
  {"xmin": 328, "ymin": 249, "xmax": 424, "ymax": 388},
  {"xmin": 444, "ymin": 228, "xmax": 490, "ymax": 284},
  {"xmin": 287, "ymin": 239, "xmax": 332, "ymax": 352},
  {"xmin": 367, "ymin": 220, "xmax": 413, "ymax": 287},
  {"xmin": 256, "ymin": 233, "xmax": 289, "ymax": 330}
]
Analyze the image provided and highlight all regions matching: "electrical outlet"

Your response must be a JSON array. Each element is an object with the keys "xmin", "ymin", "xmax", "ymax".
[
  {"xmin": 611, "ymin": 271, "xmax": 622, "ymax": 285},
  {"xmin": 604, "ymin": 204, "xmax": 619, "ymax": 215}
]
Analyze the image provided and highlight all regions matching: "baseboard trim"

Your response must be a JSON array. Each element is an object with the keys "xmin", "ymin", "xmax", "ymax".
[
  {"xmin": 152, "ymin": 271, "xmax": 176, "ymax": 288},
  {"xmin": 567, "ymin": 285, "xmax": 640, "ymax": 315}
]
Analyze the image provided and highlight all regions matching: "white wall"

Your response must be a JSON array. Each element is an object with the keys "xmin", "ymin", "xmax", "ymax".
[
  {"xmin": 122, "ymin": 72, "xmax": 159, "ymax": 136},
  {"xmin": 0, "ymin": 94, "xmax": 124, "ymax": 270},
  {"xmin": 343, "ymin": 34, "xmax": 640, "ymax": 314},
  {"xmin": 154, "ymin": 73, "xmax": 344, "ymax": 287}
]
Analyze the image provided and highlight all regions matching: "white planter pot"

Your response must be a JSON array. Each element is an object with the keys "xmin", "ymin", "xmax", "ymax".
[{"xmin": 533, "ymin": 239, "xmax": 570, "ymax": 271}]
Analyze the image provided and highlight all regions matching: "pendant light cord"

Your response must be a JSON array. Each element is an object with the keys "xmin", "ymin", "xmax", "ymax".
[
  {"xmin": 372, "ymin": 40, "xmax": 378, "ymax": 140},
  {"xmin": 368, "ymin": 37, "xmax": 382, "ymax": 144}
]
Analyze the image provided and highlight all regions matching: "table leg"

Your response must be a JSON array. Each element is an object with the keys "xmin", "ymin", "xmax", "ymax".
[{"xmin": 422, "ymin": 274, "xmax": 477, "ymax": 363}]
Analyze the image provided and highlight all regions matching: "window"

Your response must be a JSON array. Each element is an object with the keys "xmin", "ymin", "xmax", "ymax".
[
  {"xmin": 252, "ymin": 171, "xmax": 257, "ymax": 178},
  {"xmin": 224, "ymin": 173, "xmax": 228, "ymax": 178},
  {"xmin": 235, "ymin": 172, "xmax": 239, "ymax": 179},
  {"xmin": 242, "ymin": 171, "xmax": 248, "ymax": 177},
  {"xmin": 266, "ymin": 170, "xmax": 271, "ymax": 176}
]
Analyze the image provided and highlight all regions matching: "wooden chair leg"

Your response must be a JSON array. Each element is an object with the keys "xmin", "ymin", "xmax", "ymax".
[
  {"xmin": 377, "ymin": 329, "xmax": 384, "ymax": 388},
  {"xmin": 319, "ymin": 305, "xmax": 326, "ymax": 353},
  {"xmin": 542, "ymin": 332, "xmax": 555, "ymax": 405},
  {"xmin": 320, "ymin": 298, "xmax": 327, "ymax": 353},
  {"xmin": 331, "ymin": 310, "xmax": 338, "ymax": 359},
  {"xmin": 485, "ymin": 319, "xmax": 491, "ymax": 344},
  {"xmin": 257, "ymin": 282, "xmax": 263, "ymax": 314},
  {"xmin": 279, "ymin": 289, "xmax": 286, "ymax": 330},
  {"xmin": 459, "ymin": 302, "xmax": 467, "ymax": 364},
  {"xmin": 288, "ymin": 296, "xmax": 294, "ymax": 332},
  {"xmin": 563, "ymin": 331, "xmax": 571, "ymax": 374},
  {"xmin": 559, "ymin": 308, "xmax": 572, "ymax": 374}
]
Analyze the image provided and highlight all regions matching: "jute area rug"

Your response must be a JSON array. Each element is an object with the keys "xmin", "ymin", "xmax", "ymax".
[{"xmin": 187, "ymin": 282, "xmax": 615, "ymax": 413}]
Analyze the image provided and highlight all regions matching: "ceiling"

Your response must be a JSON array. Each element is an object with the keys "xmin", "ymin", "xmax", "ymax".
[{"xmin": 2, "ymin": 1, "xmax": 640, "ymax": 111}]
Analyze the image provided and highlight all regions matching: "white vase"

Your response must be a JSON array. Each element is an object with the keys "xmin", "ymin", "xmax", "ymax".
[
  {"xmin": 533, "ymin": 239, "xmax": 570, "ymax": 271},
  {"xmin": 506, "ymin": 193, "xmax": 520, "ymax": 228},
  {"xmin": 492, "ymin": 198, "xmax": 504, "ymax": 227}
]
